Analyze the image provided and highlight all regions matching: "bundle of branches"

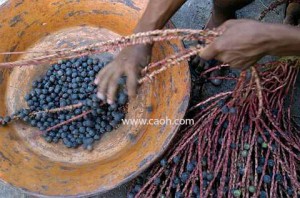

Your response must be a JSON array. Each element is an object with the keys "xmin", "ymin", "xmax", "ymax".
[
  {"xmin": 0, "ymin": 29, "xmax": 218, "ymax": 135},
  {"xmin": 128, "ymin": 60, "xmax": 300, "ymax": 198},
  {"xmin": 0, "ymin": 29, "xmax": 217, "ymax": 68},
  {"xmin": 125, "ymin": 1, "xmax": 300, "ymax": 197}
]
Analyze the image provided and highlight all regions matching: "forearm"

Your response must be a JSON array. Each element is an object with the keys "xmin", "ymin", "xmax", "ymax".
[
  {"xmin": 267, "ymin": 24, "xmax": 300, "ymax": 56},
  {"xmin": 134, "ymin": 0, "xmax": 186, "ymax": 33}
]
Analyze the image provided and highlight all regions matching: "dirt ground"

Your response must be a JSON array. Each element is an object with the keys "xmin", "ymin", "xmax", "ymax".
[{"xmin": 0, "ymin": 0, "xmax": 287, "ymax": 197}]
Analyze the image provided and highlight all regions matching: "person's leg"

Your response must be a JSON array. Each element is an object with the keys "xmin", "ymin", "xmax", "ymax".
[
  {"xmin": 206, "ymin": 0, "xmax": 254, "ymax": 29},
  {"xmin": 192, "ymin": 0, "xmax": 254, "ymax": 85},
  {"xmin": 284, "ymin": 2, "xmax": 300, "ymax": 26}
]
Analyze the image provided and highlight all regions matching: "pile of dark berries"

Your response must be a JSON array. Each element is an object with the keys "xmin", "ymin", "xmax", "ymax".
[{"xmin": 1, "ymin": 56, "xmax": 128, "ymax": 150}]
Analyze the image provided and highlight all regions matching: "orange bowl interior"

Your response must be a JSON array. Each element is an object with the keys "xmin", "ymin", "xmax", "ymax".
[{"xmin": 0, "ymin": 0, "xmax": 190, "ymax": 197}]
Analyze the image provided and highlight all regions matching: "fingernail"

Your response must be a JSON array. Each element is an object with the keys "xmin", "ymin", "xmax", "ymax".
[
  {"xmin": 97, "ymin": 92, "xmax": 104, "ymax": 100},
  {"xmin": 107, "ymin": 99, "xmax": 114, "ymax": 105},
  {"xmin": 94, "ymin": 79, "xmax": 99, "ymax": 84}
]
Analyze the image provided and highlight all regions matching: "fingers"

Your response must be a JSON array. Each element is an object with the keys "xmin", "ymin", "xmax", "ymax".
[
  {"xmin": 201, "ymin": 20, "xmax": 236, "ymax": 61},
  {"xmin": 190, "ymin": 56, "xmax": 205, "ymax": 73},
  {"xmin": 201, "ymin": 19, "xmax": 233, "ymax": 61},
  {"xmin": 94, "ymin": 64, "xmax": 108, "ymax": 85},
  {"xmin": 95, "ymin": 64, "xmax": 112, "ymax": 100},
  {"xmin": 94, "ymin": 63, "xmax": 109, "ymax": 88},
  {"xmin": 107, "ymin": 71, "xmax": 122, "ymax": 104},
  {"xmin": 201, "ymin": 42, "xmax": 219, "ymax": 61},
  {"xmin": 126, "ymin": 69, "xmax": 138, "ymax": 98},
  {"xmin": 226, "ymin": 58, "xmax": 259, "ymax": 71},
  {"xmin": 190, "ymin": 56, "xmax": 200, "ymax": 67},
  {"xmin": 95, "ymin": 62, "xmax": 124, "ymax": 103},
  {"xmin": 95, "ymin": 60, "xmax": 140, "ymax": 103},
  {"xmin": 229, "ymin": 61, "xmax": 250, "ymax": 70},
  {"xmin": 203, "ymin": 19, "xmax": 249, "ymax": 60}
]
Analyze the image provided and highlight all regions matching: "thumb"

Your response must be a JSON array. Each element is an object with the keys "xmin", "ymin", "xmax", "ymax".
[
  {"xmin": 200, "ymin": 42, "xmax": 219, "ymax": 61},
  {"xmin": 201, "ymin": 19, "xmax": 241, "ymax": 60}
]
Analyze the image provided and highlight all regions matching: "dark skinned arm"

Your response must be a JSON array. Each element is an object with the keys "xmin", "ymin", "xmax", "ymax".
[
  {"xmin": 95, "ymin": 0, "xmax": 186, "ymax": 104},
  {"xmin": 201, "ymin": 19, "xmax": 300, "ymax": 70}
]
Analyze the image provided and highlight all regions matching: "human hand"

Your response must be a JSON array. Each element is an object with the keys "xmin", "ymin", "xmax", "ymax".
[
  {"xmin": 94, "ymin": 44, "xmax": 152, "ymax": 104},
  {"xmin": 201, "ymin": 19, "xmax": 273, "ymax": 70}
]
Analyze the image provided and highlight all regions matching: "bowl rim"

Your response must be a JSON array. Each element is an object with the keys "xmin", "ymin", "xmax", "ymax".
[{"xmin": 0, "ymin": 1, "xmax": 191, "ymax": 196}]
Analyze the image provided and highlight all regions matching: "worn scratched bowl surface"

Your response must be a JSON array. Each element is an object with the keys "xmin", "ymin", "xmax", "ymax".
[{"xmin": 0, "ymin": 0, "xmax": 190, "ymax": 197}]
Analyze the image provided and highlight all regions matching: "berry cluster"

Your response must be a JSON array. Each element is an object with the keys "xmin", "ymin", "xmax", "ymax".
[
  {"xmin": 1, "ymin": 57, "xmax": 128, "ymax": 150},
  {"xmin": 129, "ymin": 141, "xmax": 295, "ymax": 198},
  {"xmin": 127, "ymin": 60, "xmax": 299, "ymax": 198}
]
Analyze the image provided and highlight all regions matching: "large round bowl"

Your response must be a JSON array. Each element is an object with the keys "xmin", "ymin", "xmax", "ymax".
[{"xmin": 0, "ymin": 0, "xmax": 190, "ymax": 197}]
